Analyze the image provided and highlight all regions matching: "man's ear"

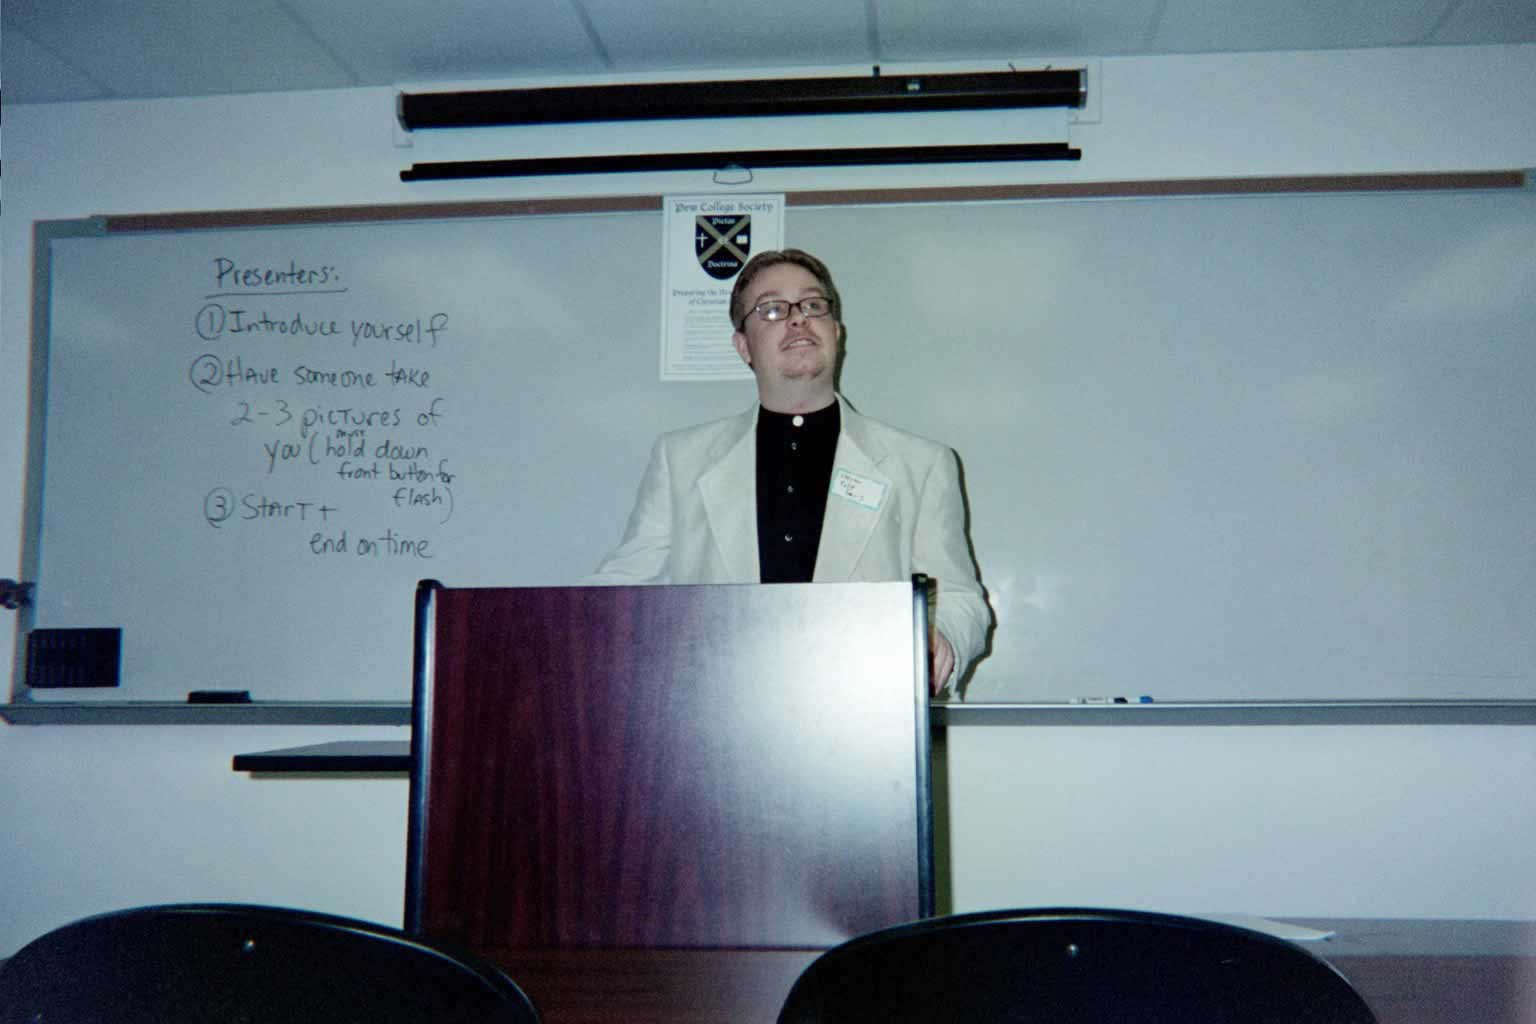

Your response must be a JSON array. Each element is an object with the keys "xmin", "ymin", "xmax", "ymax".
[{"xmin": 731, "ymin": 330, "xmax": 752, "ymax": 368}]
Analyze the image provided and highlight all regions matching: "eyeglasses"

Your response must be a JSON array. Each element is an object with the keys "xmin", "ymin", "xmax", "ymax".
[{"xmin": 743, "ymin": 296, "xmax": 833, "ymax": 326}]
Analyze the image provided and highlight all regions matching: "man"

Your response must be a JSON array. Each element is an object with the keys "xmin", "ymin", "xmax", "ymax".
[{"xmin": 589, "ymin": 249, "xmax": 990, "ymax": 695}]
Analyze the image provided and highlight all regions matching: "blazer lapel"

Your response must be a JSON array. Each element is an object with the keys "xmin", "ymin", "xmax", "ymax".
[
  {"xmin": 697, "ymin": 406, "xmax": 760, "ymax": 582},
  {"xmin": 814, "ymin": 402, "xmax": 892, "ymax": 582}
]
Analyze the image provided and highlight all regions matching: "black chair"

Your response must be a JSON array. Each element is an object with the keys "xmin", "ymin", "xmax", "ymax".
[
  {"xmin": 0, "ymin": 903, "xmax": 539, "ymax": 1024},
  {"xmin": 778, "ymin": 907, "xmax": 1377, "ymax": 1024}
]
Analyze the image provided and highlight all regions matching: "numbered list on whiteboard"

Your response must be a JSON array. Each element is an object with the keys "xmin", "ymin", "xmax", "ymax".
[{"xmin": 189, "ymin": 256, "xmax": 456, "ymax": 562}]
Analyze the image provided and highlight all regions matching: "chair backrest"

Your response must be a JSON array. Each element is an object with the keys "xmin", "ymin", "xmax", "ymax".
[
  {"xmin": 0, "ymin": 903, "xmax": 540, "ymax": 1024},
  {"xmin": 406, "ymin": 579, "xmax": 934, "ymax": 951},
  {"xmin": 778, "ymin": 907, "xmax": 1378, "ymax": 1024}
]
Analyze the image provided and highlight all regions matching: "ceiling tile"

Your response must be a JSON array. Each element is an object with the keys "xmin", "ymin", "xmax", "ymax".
[
  {"xmin": 280, "ymin": 0, "xmax": 607, "ymax": 86},
  {"xmin": 1429, "ymin": 0, "xmax": 1536, "ymax": 45},
  {"xmin": 3, "ymin": 0, "xmax": 1533, "ymax": 105},
  {"xmin": 874, "ymin": 0, "xmax": 1163, "ymax": 61},
  {"xmin": 1150, "ymin": 0, "xmax": 1456, "ymax": 54},
  {"xmin": 4, "ymin": 0, "xmax": 355, "ymax": 99},
  {"xmin": 578, "ymin": 0, "xmax": 871, "ymax": 71},
  {"xmin": 2, "ymin": 23, "xmax": 109, "ymax": 102}
]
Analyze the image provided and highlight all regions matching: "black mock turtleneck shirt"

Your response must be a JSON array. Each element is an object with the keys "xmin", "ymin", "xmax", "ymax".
[{"xmin": 755, "ymin": 402, "xmax": 841, "ymax": 583}]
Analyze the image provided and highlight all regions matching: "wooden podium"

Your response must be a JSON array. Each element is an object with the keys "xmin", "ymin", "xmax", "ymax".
[{"xmin": 405, "ymin": 579, "xmax": 934, "ymax": 955}]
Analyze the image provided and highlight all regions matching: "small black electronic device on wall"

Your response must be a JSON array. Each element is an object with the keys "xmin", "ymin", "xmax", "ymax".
[{"xmin": 26, "ymin": 628, "xmax": 122, "ymax": 688}]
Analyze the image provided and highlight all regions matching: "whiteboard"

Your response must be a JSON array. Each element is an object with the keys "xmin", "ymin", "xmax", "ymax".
[{"xmin": 23, "ymin": 189, "xmax": 1536, "ymax": 703}]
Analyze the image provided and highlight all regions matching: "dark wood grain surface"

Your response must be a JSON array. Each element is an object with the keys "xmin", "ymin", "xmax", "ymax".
[
  {"xmin": 416, "ymin": 582, "xmax": 929, "ymax": 951},
  {"xmin": 488, "ymin": 948, "xmax": 818, "ymax": 1024}
]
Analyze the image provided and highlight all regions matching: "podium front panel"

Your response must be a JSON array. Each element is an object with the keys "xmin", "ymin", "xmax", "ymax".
[{"xmin": 409, "ymin": 581, "xmax": 931, "ymax": 950}]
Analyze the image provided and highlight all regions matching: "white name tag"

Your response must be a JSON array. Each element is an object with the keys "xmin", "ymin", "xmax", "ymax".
[{"xmin": 830, "ymin": 467, "xmax": 887, "ymax": 511}]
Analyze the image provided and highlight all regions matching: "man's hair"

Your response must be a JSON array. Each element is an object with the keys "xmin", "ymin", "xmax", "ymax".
[{"xmin": 729, "ymin": 249, "xmax": 842, "ymax": 330}]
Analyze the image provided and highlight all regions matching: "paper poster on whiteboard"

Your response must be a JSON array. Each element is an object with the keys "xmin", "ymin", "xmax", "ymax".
[{"xmin": 659, "ymin": 194, "xmax": 785, "ymax": 381}]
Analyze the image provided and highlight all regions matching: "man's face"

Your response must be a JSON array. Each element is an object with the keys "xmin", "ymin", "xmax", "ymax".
[{"xmin": 731, "ymin": 262, "xmax": 841, "ymax": 387}]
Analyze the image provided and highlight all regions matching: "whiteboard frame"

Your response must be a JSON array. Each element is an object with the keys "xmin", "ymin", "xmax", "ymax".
[{"xmin": 10, "ymin": 170, "xmax": 1532, "ymax": 724}]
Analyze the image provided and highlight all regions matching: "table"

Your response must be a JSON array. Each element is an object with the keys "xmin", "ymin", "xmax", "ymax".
[
  {"xmin": 229, "ymin": 749, "xmax": 1535, "ymax": 1022},
  {"xmin": 481, "ymin": 920, "xmax": 1535, "ymax": 1024},
  {"xmin": 1313, "ymin": 918, "xmax": 1536, "ymax": 1024},
  {"xmin": 231, "ymin": 740, "xmax": 409, "ymax": 772},
  {"xmin": 487, "ymin": 948, "xmax": 817, "ymax": 1024}
]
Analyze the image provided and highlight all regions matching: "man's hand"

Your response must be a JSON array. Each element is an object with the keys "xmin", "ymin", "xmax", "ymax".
[{"xmin": 930, "ymin": 630, "xmax": 956, "ymax": 696}]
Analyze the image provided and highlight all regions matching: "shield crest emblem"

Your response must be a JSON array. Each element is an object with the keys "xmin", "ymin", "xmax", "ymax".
[{"xmin": 695, "ymin": 215, "xmax": 752, "ymax": 280}]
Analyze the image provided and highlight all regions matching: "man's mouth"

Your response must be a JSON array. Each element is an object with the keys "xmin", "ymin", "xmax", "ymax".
[{"xmin": 781, "ymin": 336, "xmax": 818, "ymax": 351}]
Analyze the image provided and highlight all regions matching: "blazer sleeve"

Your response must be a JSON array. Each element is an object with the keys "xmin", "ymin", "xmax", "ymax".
[
  {"xmin": 916, "ymin": 447, "xmax": 992, "ymax": 695},
  {"xmin": 584, "ymin": 437, "xmax": 675, "ymax": 584}
]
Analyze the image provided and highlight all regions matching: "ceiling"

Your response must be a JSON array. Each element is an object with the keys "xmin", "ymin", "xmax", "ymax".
[{"xmin": 3, "ymin": 0, "xmax": 1535, "ymax": 105}]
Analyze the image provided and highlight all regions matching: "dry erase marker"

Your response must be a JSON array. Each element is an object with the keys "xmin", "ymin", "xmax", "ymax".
[
  {"xmin": 188, "ymin": 690, "xmax": 252, "ymax": 704},
  {"xmin": 1068, "ymin": 696, "xmax": 1155, "ymax": 704}
]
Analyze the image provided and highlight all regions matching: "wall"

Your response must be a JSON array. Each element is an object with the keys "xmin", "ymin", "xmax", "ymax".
[
  {"xmin": 942, "ymin": 725, "xmax": 1536, "ymax": 919},
  {"xmin": 4, "ymin": 44, "xmax": 1536, "ymax": 955}
]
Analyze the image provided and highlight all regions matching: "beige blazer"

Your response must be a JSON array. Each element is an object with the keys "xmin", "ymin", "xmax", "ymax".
[{"xmin": 588, "ymin": 398, "xmax": 991, "ymax": 685}]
